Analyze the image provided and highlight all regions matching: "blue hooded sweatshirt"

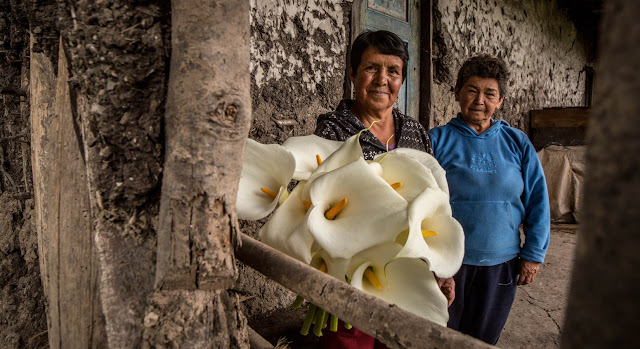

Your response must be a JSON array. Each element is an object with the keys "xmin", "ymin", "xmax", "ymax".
[{"xmin": 428, "ymin": 115, "xmax": 550, "ymax": 266}]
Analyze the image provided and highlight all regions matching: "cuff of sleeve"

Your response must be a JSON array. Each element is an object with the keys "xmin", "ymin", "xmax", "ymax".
[{"xmin": 520, "ymin": 245, "xmax": 547, "ymax": 264}]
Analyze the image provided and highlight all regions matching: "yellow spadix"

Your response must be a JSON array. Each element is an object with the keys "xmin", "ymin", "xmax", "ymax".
[
  {"xmin": 261, "ymin": 187, "xmax": 277, "ymax": 199},
  {"xmin": 324, "ymin": 198, "xmax": 347, "ymax": 220}
]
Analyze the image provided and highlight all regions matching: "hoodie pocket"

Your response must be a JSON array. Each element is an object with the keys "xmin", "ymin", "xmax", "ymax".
[{"xmin": 451, "ymin": 201, "xmax": 519, "ymax": 252}]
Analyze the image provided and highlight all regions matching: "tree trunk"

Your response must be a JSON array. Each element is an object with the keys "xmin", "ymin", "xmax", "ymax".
[
  {"xmin": 144, "ymin": 0, "xmax": 251, "ymax": 347},
  {"xmin": 561, "ymin": 0, "xmax": 640, "ymax": 347}
]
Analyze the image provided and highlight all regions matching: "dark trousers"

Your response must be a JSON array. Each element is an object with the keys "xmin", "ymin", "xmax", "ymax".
[{"xmin": 447, "ymin": 257, "xmax": 519, "ymax": 345}]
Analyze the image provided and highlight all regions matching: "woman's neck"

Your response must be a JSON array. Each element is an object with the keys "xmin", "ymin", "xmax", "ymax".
[
  {"xmin": 463, "ymin": 118, "xmax": 491, "ymax": 134},
  {"xmin": 351, "ymin": 102, "xmax": 396, "ymax": 145}
]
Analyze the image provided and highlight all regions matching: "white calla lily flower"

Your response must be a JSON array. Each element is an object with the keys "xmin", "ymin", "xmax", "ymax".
[
  {"xmin": 348, "ymin": 242, "xmax": 449, "ymax": 326},
  {"xmin": 396, "ymin": 188, "xmax": 464, "ymax": 278},
  {"xmin": 281, "ymin": 135, "xmax": 343, "ymax": 181},
  {"xmin": 371, "ymin": 151, "xmax": 440, "ymax": 203},
  {"xmin": 237, "ymin": 139, "xmax": 295, "ymax": 220},
  {"xmin": 259, "ymin": 182, "xmax": 317, "ymax": 263},
  {"xmin": 385, "ymin": 148, "xmax": 450, "ymax": 195},
  {"xmin": 307, "ymin": 157, "xmax": 408, "ymax": 259}
]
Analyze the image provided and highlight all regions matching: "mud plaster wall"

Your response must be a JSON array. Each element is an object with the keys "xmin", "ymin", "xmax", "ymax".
[
  {"xmin": 432, "ymin": 0, "xmax": 590, "ymax": 132},
  {"xmin": 238, "ymin": 0, "xmax": 352, "ymax": 320}
]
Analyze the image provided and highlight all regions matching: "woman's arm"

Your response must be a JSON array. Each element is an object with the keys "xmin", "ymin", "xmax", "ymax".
[{"xmin": 519, "ymin": 135, "xmax": 551, "ymax": 267}]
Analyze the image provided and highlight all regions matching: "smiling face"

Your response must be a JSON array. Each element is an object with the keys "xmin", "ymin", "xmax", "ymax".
[
  {"xmin": 350, "ymin": 46, "xmax": 404, "ymax": 115},
  {"xmin": 455, "ymin": 76, "xmax": 504, "ymax": 133}
]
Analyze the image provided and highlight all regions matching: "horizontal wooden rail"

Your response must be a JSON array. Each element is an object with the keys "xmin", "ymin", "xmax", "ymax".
[
  {"xmin": 530, "ymin": 107, "xmax": 590, "ymax": 128},
  {"xmin": 235, "ymin": 233, "xmax": 493, "ymax": 349}
]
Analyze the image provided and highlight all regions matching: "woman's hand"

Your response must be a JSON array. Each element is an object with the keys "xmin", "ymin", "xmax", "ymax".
[
  {"xmin": 517, "ymin": 260, "xmax": 541, "ymax": 285},
  {"xmin": 435, "ymin": 276, "xmax": 455, "ymax": 306}
]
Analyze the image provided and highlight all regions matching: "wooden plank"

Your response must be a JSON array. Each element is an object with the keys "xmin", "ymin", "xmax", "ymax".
[
  {"xmin": 530, "ymin": 127, "xmax": 587, "ymax": 150},
  {"xmin": 30, "ymin": 35, "xmax": 106, "ymax": 349},
  {"xmin": 530, "ymin": 107, "xmax": 590, "ymax": 128}
]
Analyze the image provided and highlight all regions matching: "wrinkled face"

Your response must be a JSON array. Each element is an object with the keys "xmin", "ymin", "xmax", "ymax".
[
  {"xmin": 351, "ymin": 46, "xmax": 404, "ymax": 113},
  {"xmin": 455, "ymin": 76, "xmax": 504, "ymax": 129}
]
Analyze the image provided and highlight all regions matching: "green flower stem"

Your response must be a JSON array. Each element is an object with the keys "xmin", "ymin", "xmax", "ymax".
[
  {"xmin": 344, "ymin": 322, "xmax": 353, "ymax": 330},
  {"xmin": 300, "ymin": 304, "xmax": 317, "ymax": 336},
  {"xmin": 322, "ymin": 311, "xmax": 329, "ymax": 329},
  {"xmin": 330, "ymin": 314, "xmax": 339, "ymax": 332},
  {"xmin": 313, "ymin": 308, "xmax": 327, "ymax": 337},
  {"xmin": 291, "ymin": 295, "xmax": 304, "ymax": 308}
]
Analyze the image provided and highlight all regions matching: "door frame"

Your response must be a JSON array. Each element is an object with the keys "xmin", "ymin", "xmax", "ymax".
[{"xmin": 345, "ymin": 0, "xmax": 432, "ymax": 129}]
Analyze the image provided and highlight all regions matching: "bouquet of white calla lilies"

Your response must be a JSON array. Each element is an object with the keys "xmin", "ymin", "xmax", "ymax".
[{"xmin": 237, "ymin": 130, "xmax": 464, "ymax": 335}]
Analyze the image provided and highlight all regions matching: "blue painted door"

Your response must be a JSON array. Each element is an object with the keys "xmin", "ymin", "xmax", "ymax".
[{"xmin": 360, "ymin": 0, "xmax": 420, "ymax": 119}]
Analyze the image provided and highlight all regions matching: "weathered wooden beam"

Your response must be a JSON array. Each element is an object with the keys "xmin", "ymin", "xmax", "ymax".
[
  {"xmin": 530, "ymin": 107, "xmax": 590, "ymax": 128},
  {"xmin": 236, "ymin": 233, "xmax": 493, "ymax": 349}
]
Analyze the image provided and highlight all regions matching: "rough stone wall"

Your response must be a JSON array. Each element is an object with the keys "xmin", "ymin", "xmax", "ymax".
[
  {"xmin": 432, "ymin": 0, "xmax": 590, "ymax": 133},
  {"xmin": 238, "ymin": 0, "xmax": 352, "ymax": 320},
  {"xmin": 248, "ymin": 0, "xmax": 351, "ymax": 144}
]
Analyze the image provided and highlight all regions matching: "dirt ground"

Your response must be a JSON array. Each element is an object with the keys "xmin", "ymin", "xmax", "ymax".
[
  {"xmin": 252, "ymin": 224, "xmax": 578, "ymax": 349},
  {"xmin": 498, "ymin": 224, "xmax": 577, "ymax": 349}
]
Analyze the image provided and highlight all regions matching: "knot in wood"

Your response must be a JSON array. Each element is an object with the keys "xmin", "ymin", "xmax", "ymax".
[{"xmin": 208, "ymin": 101, "xmax": 239, "ymax": 127}]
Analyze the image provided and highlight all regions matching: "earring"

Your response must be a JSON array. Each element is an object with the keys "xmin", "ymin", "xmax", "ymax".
[{"xmin": 394, "ymin": 98, "xmax": 399, "ymax": 109}]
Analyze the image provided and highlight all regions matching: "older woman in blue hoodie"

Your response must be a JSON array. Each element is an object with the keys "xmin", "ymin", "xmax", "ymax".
[{"xmin": 428, "ymin": 55, "xmax": 550, "ymax": 345}]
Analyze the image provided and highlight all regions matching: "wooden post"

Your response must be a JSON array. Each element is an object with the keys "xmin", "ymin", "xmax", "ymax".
[
  {"xmin": 30, "ymin": 36, "xmax": 106, "ymax": 349},
  {"xmin": 561, "ymin": 0, "xmax": 640, "ymax": 347},
  {"xmin": 419, "ymin": 0, "xmax": 433, "ymax": 130},
  {"xmin": 143, "ymin": 0, "xmax": 251, "ymax": 347}
]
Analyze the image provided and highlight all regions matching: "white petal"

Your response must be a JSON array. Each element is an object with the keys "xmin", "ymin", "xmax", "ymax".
[
  {"xmin": 386, "ymin": 148, "xmax": 450, "ymax": 196},
  {"xmin": 282, "ymin": 135, "xmax": 343, "ymax": 181},
  {"xmin": 307, "ymin": 157, "xmax": 408, "ymax": 259},
  {"xmin": 384, "ymin": 258, "xmax": 449, "ymax": 326},
  {"xmin": 259, "ymin": 182, "xmax": 314, "ymax": 263},
  {"xmin": 397, "ymin": 188, "xmax": 464, "ymax": 278},
  {"xmin": 350, "ymin": 261, "xmax": 373, "ymax": 291},
  {"xmin": 372, "ymin": 152, "xmax": 440, "ymax": 203},
  {"xmin": 237, "ymin": 139, "xmax": 295, "ymax": 220}
]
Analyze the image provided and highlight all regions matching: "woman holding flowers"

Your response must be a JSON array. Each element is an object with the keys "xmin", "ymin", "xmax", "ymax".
[
  {"xmin": 313, "ymin": 30, "xmax": 454, "ymax": 349},
  {"xmin": 428, "ymin": 55, "xmax": 550, "ymax": 344}
]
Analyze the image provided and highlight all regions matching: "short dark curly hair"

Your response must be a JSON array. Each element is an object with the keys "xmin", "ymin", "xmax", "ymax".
[
  {"xmin": 350, "ymin": 30, "xmax": 409, "ymax": 81},
  {"xmin": 455, "ymin": 55, "xmax": 509, "ymax": 98}
]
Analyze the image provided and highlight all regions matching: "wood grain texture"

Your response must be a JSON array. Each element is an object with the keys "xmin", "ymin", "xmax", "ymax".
[{"xmin": 30, "ymin": 36, "xmax": 106, "ymax": 349}]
